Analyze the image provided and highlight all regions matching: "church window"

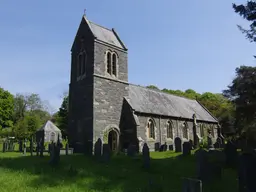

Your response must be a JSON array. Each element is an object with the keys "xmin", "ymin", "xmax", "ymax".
[
  {"xmin": 200, "ymin": 124, "xmax": 204, "ymax": 137},
  {"xmin": 107, "ymin": 52, "xmax": 111, "ymax": 74},
  {"xmin": 182, "ymin": 122, "xmax": 189, "ymax": 139},
  {"xmin": 112, "ymin": 53, "xmax": 117, "ymax": 76},
  {"xmin": 77, "ymin": 50, "xmax": 87, "ymax": 78},
  {"xmin": 147, "ymin": 119, "xmax": 155, "ymax": 139},
  {"xmin": 78, "ymin": 53, "xmax": 82, "ymax": 76},
  {"xmin": 166, "ymin": 121, "xmax": 173, "ymax": 139}
]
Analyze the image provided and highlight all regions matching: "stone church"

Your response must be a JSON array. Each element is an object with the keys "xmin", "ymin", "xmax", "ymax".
[{"xmin": 68, "ymin": 15, "xmax": 219, "ymax": 153}]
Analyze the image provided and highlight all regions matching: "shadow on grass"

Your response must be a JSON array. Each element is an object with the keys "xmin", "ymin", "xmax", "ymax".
[{"xmin": 0, "ymin": 152, "xmax": 238, "ymax": 192}]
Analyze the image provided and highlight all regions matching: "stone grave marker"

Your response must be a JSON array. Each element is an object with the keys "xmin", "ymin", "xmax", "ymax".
[
  {"xmin": 195, "ymin": 148, "xmax": 208, "ymax": 181},
  {"xmin": 94, "ymin": 138, "xmax": 102, "ymax": 160},
  {"xmin": 127, "ymin": 143, "xmax": 136, "ymax": 157},
  {"xmin": 224, "ymin": 141, "xmax": 238, "ymax": 168},
  {"xmin": 102, "ymin": 144, "xmax": 111, "ymax": 163},
  {"xmin": 182, "ymin": 178, "xmax": 202, "ymax": 192},
  {"xmin": 65, "ymin": 143, "xmax": 69, "ymax": 155},
  {"xmin": 174, "ymin": 137, "xmax": 182, "ymax": 152},
  {"xmin": 238, "ymin": 152, "xmax": 256, "ymax": 192},
  {"xmin": 183, "ymin": 141, "xmax": 191, "ymax": 156},
  {"xmin": 2, "ymin": 141, "xmax": 6, "ymax": 153},
  {"xmin": 142, "ymin": 143, "xmax": 150, "ymax": 169},
  {"xmin": 207, "ymin": 133, "xmax": 214, "ymax": 149}
]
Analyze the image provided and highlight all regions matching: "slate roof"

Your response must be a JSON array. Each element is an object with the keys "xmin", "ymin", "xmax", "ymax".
[
  {"xmin": 37, "ymin": 120, "xmax": 61, "ymax": 133},
  {"xmin": 86, "ymin": 17, "xmax": 126, "ymax": 49},
  {"xmin": 125, "ymin": 84, "xmax": 218, "ymax": 123}
]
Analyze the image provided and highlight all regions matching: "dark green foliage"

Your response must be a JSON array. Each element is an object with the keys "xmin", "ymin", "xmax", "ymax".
[
  {"xmin": 0, "ymin": 87, "xmax": 14, "ymax": 129},
  {"xmin": 223, "ymin": 66, "xmax": 256, "ymax": 138},
  {"xmin": 55, "ymin": 95, "xmax": 69, "ymax": 137},
  {"xmin": 233, "ymin": 1, "xmax": 256, "ymax": 43}
]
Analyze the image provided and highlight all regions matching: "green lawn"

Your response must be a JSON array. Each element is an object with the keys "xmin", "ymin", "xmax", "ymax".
[{"xmin": 0, "ymin": 151, "xmax": 238, "ymax": 192}]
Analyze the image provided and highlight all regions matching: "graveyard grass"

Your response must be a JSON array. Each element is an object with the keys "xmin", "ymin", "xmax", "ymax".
[{"xmin": 0, "ymin": 151, "xmax": 237, "ymax": 192}]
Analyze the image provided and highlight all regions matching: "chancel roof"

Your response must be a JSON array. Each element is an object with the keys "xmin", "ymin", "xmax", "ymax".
[{"xmin": 125, "ymin": 84, "xmax": 218, "ymax": 123}]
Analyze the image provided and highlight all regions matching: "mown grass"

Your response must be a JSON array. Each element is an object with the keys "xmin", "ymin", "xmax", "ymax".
[{"xmin": 0, "ymin": 151, "xmax": 238, "ymax": 192}]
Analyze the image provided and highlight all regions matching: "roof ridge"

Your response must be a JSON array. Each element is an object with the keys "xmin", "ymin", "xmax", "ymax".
[
  {"xmin": 128, "ymin": 83, "xmax": 196, "ymax": 101},
  {"xmin": 88, "ymin": 20, "xmax": 112, "ymax": 31}
]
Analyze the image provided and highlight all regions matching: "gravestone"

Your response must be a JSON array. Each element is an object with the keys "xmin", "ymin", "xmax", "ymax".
[
  {"xmin": 195, "ymin": 148, "xmax": 208, "ymax": 181},
  {"xmin": 127, "ymin": 143, "xmax": 136, "ymax": 157},
  {"xmin": 207, "ymin": 150, "xmax": 223, "ymax": 180},
  {"xmin": 159, "ymin": 142, "xmax": 167, "ymax": 152},
  {"xmin": 2, "ymin": 141, "xmax": 6, "ymax": 153},
  {"xmin": 65, "ymin": 143, "xmax": 69, "ymax": 155},
  {"xmin": 30, "ymin": 138, "xmax": 33, "ymax": 156},
  {"xmin": 238, "ymin": 152, "xmax": 256, "ymax": 192},
  {"xmin": 207, "ymin": 133, "xmax": 214, "ymax": 149},
  {"xmin": 40, "ymin": 131, "xmax": 45, "ymax": 157},
  {"xmin": 182, "ymin": 178, "xmax": 202, "ymax": 192},
  {"xmin": 102, "ymin": 144, "xmax": 111, "ymax": 163},
  {"xmin": 183, "ymin": 142, "xmax": 191, "ymax": 156},
  {"xmin": 142, "ymin": 143, "xmax": 150, "ymax": 169},
  {"xmin": 36, "ymin": 142, "xmax": 39, "ymax": 156},
  {"xmin": 169, "ymin": 144, "xmax": 174, "ymax": 151},
  {"xmin": 154, "ymin": 142, "xmax": 160, "ymax": 151},
  {"xmin": 23, "ymin": 139, "xmax": 27, "ymax": 155},
  {"xmin": 174, "ymin": 137, "xmax": 182, "ymax": 152},
  {"xmin": 94, "ymin": 138, "xmax": 102, "ymax": 159},
  {"xmin": 224, "ymin": 141, "xmax": 238, "ymax": 168},
  {"xmin": 19, "ymin": 140, "xmax": 23, "ymax": 152}
]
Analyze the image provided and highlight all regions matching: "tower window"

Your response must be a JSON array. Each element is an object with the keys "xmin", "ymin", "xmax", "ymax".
[
  {"xmin": 77, "ymin": 50, "xmax": 87, "ymax": 79},
  {"xmin": 147, "ymin": 119, "xmax": 155, "ymax": 139},
  {"xmin": 112, "ymin": 53, "xmax": 117, "ymax": 76},
  {"xmin": 107, "ymin": 52, "xmax": 111, "ymax": 74},
  {"xmin": 167, "ymin": 121, "xmax": 173, "ymax": 139},
  {"xmin": 106, "ymin": 51, "xmax": 118, "ymax": 77},
  {"xmin": 200, "ymin": 124, "xmax": 204, "ymax": 137}
]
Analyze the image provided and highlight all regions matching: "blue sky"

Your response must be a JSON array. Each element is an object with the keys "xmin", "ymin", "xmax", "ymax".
[{"xmin": 0, "ymin": 0, "xmax": 255, "ymax": 113}]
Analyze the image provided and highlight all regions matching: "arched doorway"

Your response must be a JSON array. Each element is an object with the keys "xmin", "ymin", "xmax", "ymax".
[{"xmin": 108, "ymin": 130, "xmax": 118, "ymax": 152}]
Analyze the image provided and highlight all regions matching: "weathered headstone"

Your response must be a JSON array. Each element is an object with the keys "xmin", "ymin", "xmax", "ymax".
[
  {"xmin": 182, "ymin": 178, "xmax": 202, "ymax": 192},
  {"xmin": 207, "ymin": 133, "xmax": 214, "ymax": 149},
  {"xmin": 36, "ymin": 142, "xmax": 39, "ymax": 156},
  {"xmin": 183, "ymin": 141, "xmax": 191, "ymax": 156},
  {"xmin": 224, "ymin": 141, "xmax": 238, "ymax": 168},
  {"xmin": 102, "ymin": 144, "xmax": 111, "ymax": 163},
  {"xmin": 142, "ymin": 143, "xmax": 150, "ymax": 169},
  {"xmin": 127, "ymin": 143, "xmax": 136, "ymax": 157},
  {"xmin": 174, "ymin": 137, "xmax": 182, "ymax": 152},
  {"xmin": 19, "ymin": 140, "xmax": 23, "ymax": 152},
  {"xmin": 238, "ymin": 152, "xmax": 256, "ymax": 192},
  {"xmin": 169, "ymin": 144, "xmax": 174, "ymax": 151},
  {"xmin": 207, "ymin": 150, "xmax": 223, "ymax": 179},
  {"xmin": 195, "ymin": 148, "xmax": 208, "ymax": 181},
  {"xmin": 94, "ymin": 138, "xmax": 102, "ymax": 159},
  {"xmin": 65, "ymin": 143, "xmax": 69, "ymax": 155},
  {"xmin": 23, "ymin": 139, "xmax": 27, "ymax": 155}
]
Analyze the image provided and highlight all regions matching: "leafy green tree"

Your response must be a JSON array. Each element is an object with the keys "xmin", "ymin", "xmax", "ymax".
[
  {"xmin": 0, "ymin": 87, "xmax": 14, "ymax": 129},
  {"xmin": 233, "ymin": 1, "xmax": 256, "ymax": 43},
  {"xmin": 224, "ymin": 66, "xmax": 256, "ymax": 137},
  {"xmin": 56, "ymin": 95, "xmax": 69, "ymax": 137},
  {"xmin": 146, "ymin": 85, "xmax": 160, "ymax": 90}
]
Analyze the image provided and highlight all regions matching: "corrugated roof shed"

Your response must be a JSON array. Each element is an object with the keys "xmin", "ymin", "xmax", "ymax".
[{"xmin": 125, "ymin": 84, "xmax": 218, "ymax": 123}]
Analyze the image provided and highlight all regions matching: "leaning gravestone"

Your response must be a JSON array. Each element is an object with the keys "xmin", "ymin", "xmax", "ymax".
[
  {"xmin": 182, "ymin": 178, "xmax": 202, "ymax": 192},
  {"xmin": 142, "ymin": 143, "xmax": 150, "ymax": 169},
  {"xmin": 102, "ymin": 144, "xmax": 111, "ymax": 163},
  {"xmin": 183, "ymin": 142, "xmax": 191, "ymax": 156},
  {"xmin": 94, "ymin": 138, "xmax": 102, "ymax": 160}
]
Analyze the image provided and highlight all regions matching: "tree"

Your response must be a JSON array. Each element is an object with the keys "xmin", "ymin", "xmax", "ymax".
[
  {"xmin": 0, "ymin": 87, "xmax": 14, "ymax": 129},
  {"xmin": 233, "ymin": 1, "xmax": 256, "ymax": 43},
  {"xmin": 56, "ymin": 95, "xmax": 69, "ymax": 137},
  {"xmin": 223, "ymin": 65, "xmax": 256, "ymax": 137}
]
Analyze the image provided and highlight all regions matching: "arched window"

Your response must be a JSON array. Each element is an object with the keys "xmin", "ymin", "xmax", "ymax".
[
  {"xmin": 81, "ymin": 51, "xmax": 87, "ymax": 75},
  {"xmin": 200, "ymin": 124, "xmax": 204, "ymax": 137},
  {"xmin": 147, "ymin": 119, "xmax": 155, "ymax": 139},
  {"xmin": 167, "ymin": 121, "xmax": 173, "ymax": 139},
  {"xmin": 77, "ymin": 50, "xmax": 87, "ymax": 77},
  {"xmin": 182, "ymin": 122, "xmax": 189, "ymax": 139},
  {"xmin": 107, "ymin": 52, "xmax": 111, "ymax": 74},
  {"xmin": 78, "ymin": 53, "xmax": 82, "ymax": 76},
  {"xmin": 112, "ymin": 53, "xmax": 117, "ymax": 76}
]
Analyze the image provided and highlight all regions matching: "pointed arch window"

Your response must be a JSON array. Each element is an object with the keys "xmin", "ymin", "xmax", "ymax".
[
  {"xmin": 77, "ymin": 50, "xmax": 87, "ymax": 78},
  {"xmin": 183, "ymin": 122, "xmax": 189, "ymax": 140},
  {"xmin": 200, "ymin": 124, "xmax": 204, "ymax": 137},
  {"xmin": 112, "ymin": 53, "xmax": 117, "ymax": 76},
  {"xmin": 107, "ymin": 52, "xmax": 111, "ymax": 74},
  {"xmin": 147, "ymin": 119, "xmax": 155, "ymax": 139},
  {"xmin": 167, "ymin": 121, "xmax": 173, "ymax": 139},
  {"xmin": 106, "ymin": 51, "xmax": 118, "ymax": 77}
]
